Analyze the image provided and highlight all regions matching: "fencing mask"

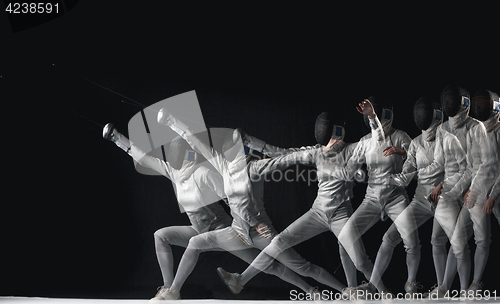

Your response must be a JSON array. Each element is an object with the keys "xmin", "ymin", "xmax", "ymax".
[
  {"xmin": 473, "ymin": 89, "xmax": 500, "ymax": 122},
  {"xmin": 414, "ymin": 97, "xmax": 442, "ymax": 131},
  {"xmin": 168, "ymin": 136, "xmax": 197, "ymax": 170},
  {"xmin": 441, "ymin": 84, "xmax": 470, "ymax": 117},
  {"xmin": 315, "ymin": 112, "xmax": 334, "ymax": 145}
]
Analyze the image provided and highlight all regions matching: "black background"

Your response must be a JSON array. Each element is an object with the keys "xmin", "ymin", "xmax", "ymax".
[{"xmin": 1, "ymin": 1, "xmax": 499, "ymax": 300}]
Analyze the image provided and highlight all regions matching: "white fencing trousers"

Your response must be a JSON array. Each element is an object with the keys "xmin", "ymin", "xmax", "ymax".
[
  {"xmin": 451, "ymin": 199, "xmax": 491, "ymax": 260},
  {"xmin": 388, "ymin": 184, "xmax": 449, "ymax": 253},
  {"xmin": 337, "ymin": 184, "xmax": 411, "ymax": 282},
  {"xmin": 189, "ymin": 226, "xmax": 345, "ymax": 292},
  {"xmin": 450, "ymin": 198, "xmax": 491, "ymax": 289},
  {"xmin": 245, "ymin": 202, "xmax": 361, "ymax": 286},
  {"xmin": 433, "ymin": 194, "xmax": 474, "ymax": 290},
  {"xmin": 154, "ymin": 226, "xmax": 201, "ymax": 288},
  {"xmin": 170, "ymin": 226, "xmax": 315, "ymax": 293}
]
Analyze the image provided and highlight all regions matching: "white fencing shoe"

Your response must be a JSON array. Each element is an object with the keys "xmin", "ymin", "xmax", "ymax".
[
  {"xmin": 217, "ymin": 267, "xmax": 243, "ymax": 294},
  {"xmin": 404, "ymin": 281, "xmax": 423, "ymax": 296},
  {"xmin": 149, "ymin": 286, "xmax": 181, "ymax": 301}
]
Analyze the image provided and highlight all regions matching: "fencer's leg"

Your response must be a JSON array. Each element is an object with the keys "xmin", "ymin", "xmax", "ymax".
[
  {"xmin": 442, "ymin": 249, "xmax": 458, "ymax": 291},
  {"xmin": 406, "ymin": 249, "xmax": 421, "ymax": 284},
  {"xmin": 330, "ymin": 202, "xmax": 358, "ymax": 287},
  {"xmin": 339, "ymin": 243, "xmax": 357, "ymax": 287},
  {"xmin": 272, "ymin": 239, "xmax": 346, "ymax": 292},
  {"xmin": 370, "ymin": 242, "xmax": 393, "ymax": 292},
  {"xmin": 241, "ymin": 209, "xmax": 329, "ymax": 289},
  {"xmin": 169, "ymin": 243, "xmax": 200, "ymax": 294},
  {"xmin": 451, "ymin": 208, "xmax": 473, "ymax": 290},
  {"xmin": 240, "ymin": 249, "xmax": 274, "ymax": 286},
  {"xmin": 431, "ymin": 216, "xmax": 449, "ymax": 286},
  {"xmin": 473, "ymin": 246, "xmax": 489, "ymax": 285},
  {"xmin": 216, "ymin": 227, "xmax": 315, "ymax": 294},
  {"xmin": 386, "ymin": 191, "xmax": 422, "ymax": 287},
  {"xmin": 229, "ymin": 247, "xmax": 312, "ymax": 293},
  {"xmin": 432, "ymin": 245, "xmax": 447, "ymax": 286},
  {"xmin": 337, "ymin": 198, "xmax": 380, "ymax": 280},
  {"xmin": 155, "ymin": 234, "xmax": 175, "ymax": 288},
  {"xmin": 469, "ymin": 202, "xmax": 491, "ymax": 286},
  {"xmin": 153, "ymin": 226, "xmax": 199, "ymax": 289},
  {"xmin": 455, "ymin": 247, "xmax": 471, "ymax": 291}
]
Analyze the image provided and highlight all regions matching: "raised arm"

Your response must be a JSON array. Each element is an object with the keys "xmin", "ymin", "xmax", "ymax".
[
  {"xmin": 157, "ymin": 109, "xmax": 225, "ymax": 174},
  {"xmin": 103, "ymin": 123, "xmax": 173, "ymax": 179}
]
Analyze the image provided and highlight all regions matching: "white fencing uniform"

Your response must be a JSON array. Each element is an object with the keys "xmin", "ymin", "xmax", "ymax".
[
  {"xmin": 232, "ymin": 140, "xmax": 370, "ymax": 289},
  {"xmin": 418, "ymin": 106, "xmax": 486, "ymax": 291},
  {"xmin": 388, "ymin": 125, "xmax": 466, "ymax": 287},
  {"xmin": 109, "ymin": 138, "xmax": 232, "ymax": 290},
  {"xmin": 330, "ymin": 117, "xmax": 413, "ymax": 292},
  {"xmin": 451, "ymin": 112, "xmax": 499, "ymax": 287},
  {"xmin": 161, "ymin": 116, "xmax": 346, "ymax": 295}
]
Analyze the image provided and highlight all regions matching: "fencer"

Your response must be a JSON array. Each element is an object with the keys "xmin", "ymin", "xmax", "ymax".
[
  {"xmin": 451, "ymin": 89, "xmax": 499, "ymax": 293},
  {"xmin": 329, "ymin": 98, "xmax": 414, "ymax": 298},
  {"xmin": 216, "ymin": 112, "xmax": 373, "ymax": 299},
  {"xmin": 102, "ymin": 124, "xmax": 233, "ymax": 301},
  {"xmin": 426, "ymin": 85, "xmax": 489, "ymax": 297},
  {"xmin": 388, "ymin": 97, "xmax": 466, "ymax": 294},
  {"xmin": 155, "ymin": 111, "xmax": 347, "ymax": 300}
]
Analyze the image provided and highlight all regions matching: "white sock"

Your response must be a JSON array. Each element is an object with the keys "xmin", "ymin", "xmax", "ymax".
[
  {"xmin": 472, "ymin": 246, "xmax": 489, "ymax": 284},
  {"xmin": 169, "ymin": 245, "xmax": 200, "ymax": 293},
  {"xmin": 370, "ymin": 242, "xmax": 392, "ymax": 292},
  {"xmin": 340, "ymin": 243, "xmax": 357, "ymax": 287},
  {"xmin": 442, "ymin": 249, "xmax": 457, "ymax": 290},
  {"xmin": 155, "ymin": 235, "xmax": 174, "ymax": 288},
  {"xmin": 406, "ymin": 251, "xmax": 420, "ymax": 284},
  {"xmin": 455, "ymin": 248, "xmax": 471, "ymax": 291},
  {"xmin": 432, "ymin": 245, "xmax": 447, "ymax": 286}
]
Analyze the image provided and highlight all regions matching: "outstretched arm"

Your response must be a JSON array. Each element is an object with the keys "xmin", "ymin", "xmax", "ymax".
[{"xmin": 103, "ymin": 123, "xmax": 172, "ymax": 179}]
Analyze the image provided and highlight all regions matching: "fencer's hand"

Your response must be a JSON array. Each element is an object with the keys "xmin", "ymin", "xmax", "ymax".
[
  {"xmin": 383, "ymin": 146, "xmax": 406, "ymax": 157},
  {"xmin": 430, "ymin": 183, "xmax": 443, "ymax": 203},
  {"xmin": 462, "ymin": 189, "xmax": 471, "ymax": 206},
  {"xmin": 157, "ymin": 108, "xmax": 173, "ymax": 125},
  {"xmin": 255, "ymin": 223, "xmax": 273, "ymax": 238},
  {"xmin": 323, "ymin": 138, "xmax": 336, "ymax": 153},
  {"xmin": 103, "ymin": 123, "xmax": 117, "ymax": 142},
  {"xmin": 483, "ymin": 197, "xmax": 496, "ymax": 214},
  {"xmin": 356, "ymin": 99, "xmax": 376, "ymax": 119}
]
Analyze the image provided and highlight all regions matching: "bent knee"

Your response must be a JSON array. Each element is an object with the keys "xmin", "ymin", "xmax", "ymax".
[
  {"xmin": 269, "ymin": 235, "xmax": 290, "ymax": 255},
  {"xmin": 154, "ymin": 229, "xmax": 169, "ymax": 245}
]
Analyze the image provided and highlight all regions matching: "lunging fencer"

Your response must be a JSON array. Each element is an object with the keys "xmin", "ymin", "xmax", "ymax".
[
  {"xmin": 388, "ymin": 97, "xmax": 466, "ymax": 294},
  {"xmin": 102, "ymin": 124, "xmax": 233, "ymax": 301},
  {"xmin": 216, "ymin": 112, "xmax": 374, "ymax": 298},
  {"xmin": 154, "ymin": 111, "xmax": 347, "ymax": 300},
  {"xmin": 328, "ymin": 97, "xmax": 415, "ymax": 298}
]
